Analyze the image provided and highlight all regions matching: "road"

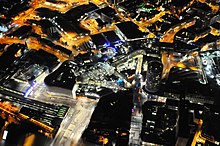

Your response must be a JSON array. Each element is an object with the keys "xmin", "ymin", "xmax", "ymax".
[
  {"xmin": 160, "ymin": 18, "xmax": 196, "ymax": 43},
  {"xmin": 28, "ymin": 72, "xmax": 98, "ymax": 146},
  {"xmin": 48, "ymin": 98, "xmax": 98, "ymax": 146}
]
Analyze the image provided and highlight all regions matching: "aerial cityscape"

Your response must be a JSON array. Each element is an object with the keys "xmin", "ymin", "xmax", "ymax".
[{"xmin": 0, "ymin": 0, "xmax": 220, "ymax": 145}]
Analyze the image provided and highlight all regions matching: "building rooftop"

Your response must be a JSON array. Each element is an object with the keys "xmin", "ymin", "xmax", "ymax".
[
  {"xmin": 64, "ymin": 3, "xmax": 98, "ymax": 20},
  {"xmin": 116, "ymin": 21, "xmax": 144, "ymax": 40},
  {"xmin": 95, "ymin": 6, "xmax": 116, "ymax": 18},
  {"xmin": 91, "ymin": 31, "xmax": 120, "ymax": 47}
]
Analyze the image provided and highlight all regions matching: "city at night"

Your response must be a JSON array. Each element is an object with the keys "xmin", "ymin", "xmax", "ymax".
[{"xmin": 0, "ymin": 0, "xmax": 220, "ymax": 145}]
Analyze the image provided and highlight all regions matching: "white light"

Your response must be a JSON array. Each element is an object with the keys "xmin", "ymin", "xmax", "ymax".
[
  {"xmin": 0, "ymin": 26, "xmax": 8, "ymax": 32},
  {"xmin": 216, "ymin": 79, "xmax": 220, "ymax": 86},
  {"xmin": 152, "ymin": 112, "xmax": 156, "ymax": 115},
  {"xmin": 3, "ymin": 130, "xmax": 8, "ymax": 140}
]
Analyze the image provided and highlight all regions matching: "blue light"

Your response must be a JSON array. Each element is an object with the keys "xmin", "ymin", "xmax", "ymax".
[
  {"xmin": 111, "ymin": 46, "xmax": 118, "ymax": 54},
  {"xmin": 115, "ymin": 40, "xmax": 121, "ymax": 43},
  {"xmin": 24, "ymin": 83, "xmax": 35, "ymax": 97},
  {"xmin": 104, "ymin": 42, "xmax": 110, "ymax": 47},
  {"xmin": 116, "ymin": 79, "xmax": 124, "ymax": 85},
  {"xmin": 102, "ymin": 56, "xmax": 108, "ymax": 61}
]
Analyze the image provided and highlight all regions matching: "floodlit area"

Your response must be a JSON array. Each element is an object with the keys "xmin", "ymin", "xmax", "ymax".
[{"xmin": 0, "ymin": 0, "xmax": 220, "ymax": 145}]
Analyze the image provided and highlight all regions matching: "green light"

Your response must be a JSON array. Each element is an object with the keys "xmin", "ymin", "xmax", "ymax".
[{"xmin": 137, "ymin": 2, "xmax": 156, "ymax": 13}]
